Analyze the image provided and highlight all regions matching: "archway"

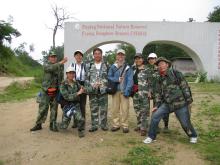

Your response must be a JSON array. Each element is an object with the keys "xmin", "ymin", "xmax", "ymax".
[{"xmin": 142, "ymin": 40, "xmax": 204, "ymax": 72}]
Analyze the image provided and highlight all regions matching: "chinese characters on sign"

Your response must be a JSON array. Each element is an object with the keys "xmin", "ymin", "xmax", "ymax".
[{"xmin": 78, "ymin": 24, "xmax": 147, "ymax": 37}]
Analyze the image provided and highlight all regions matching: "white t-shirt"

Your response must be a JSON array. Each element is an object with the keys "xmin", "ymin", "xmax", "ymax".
[{"xmin": 70, "ymin": 62, "xmax": 85, "ymax": 81}]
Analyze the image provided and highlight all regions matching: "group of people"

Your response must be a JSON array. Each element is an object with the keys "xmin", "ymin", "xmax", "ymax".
[{"xmin": 30, "ymin": 47, "xmax": 198, "ymax": 144}]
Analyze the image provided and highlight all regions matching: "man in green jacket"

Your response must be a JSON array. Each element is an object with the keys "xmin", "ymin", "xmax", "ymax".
[
  {"xmin": 143, "ymin": 57, "xmax": 197, "ymax": 144},
  {"xmin": 30, "ymin": 51, "xmax": 67, "ymax": 132},
  {"xmin": 59, "ymin": 66, "xmax": 85, "ymax": 137}
]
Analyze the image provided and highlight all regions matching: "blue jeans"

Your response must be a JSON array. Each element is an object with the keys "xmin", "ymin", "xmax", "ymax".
[{"xmin": 148, "ymin": 103, "xmax": 197, "ymax": 140}]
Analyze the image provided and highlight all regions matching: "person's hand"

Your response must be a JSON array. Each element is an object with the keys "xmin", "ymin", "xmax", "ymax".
[
  {"xmin": 77, "ymin": 87, "xmax": 84, "ymax": 95},
  {"xmin": 92, "ymin": 83, "xmax": 99, "ymax": 89},
  {"xmin": 148, "ymin": 92, "xmax": 152, "ymax": 99},
  {"xmin": 152, "ymin": 107, "xmax": 157, "ymax": 112},
  {"xmin": 119, "ymin": 77, "xmax": 124, "ymax": 83},
  {"xmin": 59, "ymin": 57, "xmax": 68, "ymax": 64}
]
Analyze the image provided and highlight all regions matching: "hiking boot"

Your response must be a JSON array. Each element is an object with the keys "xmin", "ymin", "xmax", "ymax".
[
  {"xmin": 101, "ymin": 126, "xmax": 109, "ymax": 131},
  {"xmin": 78, "ymin": 130, "xmax": 85, "ymax": 138},
  {"xmin": 140, "ymin": 130, "xmax": 147, "ymax": 136},
  {"xmin": 30, "ymin": 124, "xmax": 42, "ymax": 131},
  {"xmin": 89, "ymin": 127, "xmax": 98, "ymax": 132},
  {"xmin": 122, "ymin": 128, "xmax": 129, "ymax": 133},
  {"xmin": 50, "ymin": 122, "xmax": 59, "ymax": 132},
  {"xmin": 111, "ymin": 127, "xmax": 120, "ymax": 132},
  {"xmin": 72, "ymin": 123, "xmax": 78, "ymax": 129},
  {"xmin": 134, "ymin": 127, "xmax": 140, "ymax": 132}
]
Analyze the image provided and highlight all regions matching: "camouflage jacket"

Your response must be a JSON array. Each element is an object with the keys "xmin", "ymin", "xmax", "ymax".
[
  {"xmin": 146, "ymin": 64, "xmax": 158, "ymax": 94},
  {"xmin": 133, "ymin": 65, "xmax": 151, "ymax": 97},
  {"xmin": 60, "ymin": 79, "xmax": 80, "ymax": 102},
  {"xmin": 85, "ymin": 62, "xmax": 108, "ymax": 95},
  {"xmin": 42, "ymin": 62, "xmax": 63, "ymax": 92},
  {"xmin": 154, "ymin": 68, "xmax": 193, "ymax": 111}
]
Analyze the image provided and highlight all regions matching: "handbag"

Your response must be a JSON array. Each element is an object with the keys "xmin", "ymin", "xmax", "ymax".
[{"xmin": 106, "ymin": 64, "xmax": 127, "ymax": 95}]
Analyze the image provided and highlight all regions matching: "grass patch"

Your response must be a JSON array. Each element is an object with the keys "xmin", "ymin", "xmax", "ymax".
[
  {"xmin": 190, "ymin": 83, "xmax": 220, "ymax": 94},
  {"xmin": 0, "ymin": 80, "xmax": 41, "ymax": 103},
  {"xmin": 122, "ymin": 146, "xmax": 163, "ymax": 165},
  {"xmin": 192, "ymin": 99, "xmax": 220, "ymax": 165}
]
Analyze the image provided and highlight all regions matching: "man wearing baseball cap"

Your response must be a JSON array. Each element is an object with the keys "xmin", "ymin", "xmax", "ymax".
[
  {"xmin": 30, "ymin": 50, "xmax": 68, "ymax": 132},
  {"xmin": 143, "ymin": 57, "xmax": 197, "ymax": 144},
  {"xmin": 108, "ymin": 49, "xmax": 133, "ymax": 133},
  {"xmin": 58, "ymin": 66, "xmax": 85, "ymax": 137}
]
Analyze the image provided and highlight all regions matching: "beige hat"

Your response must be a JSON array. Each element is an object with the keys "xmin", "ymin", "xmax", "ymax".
[
  {"xmin": 116, "ymin": 49, "xmax": 126, "ymax": 55},
  {"xmin": 66, "ymin": 66, "xmax": 76, "ymax": 73}
]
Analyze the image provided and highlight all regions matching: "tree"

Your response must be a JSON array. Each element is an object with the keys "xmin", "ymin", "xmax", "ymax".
[
  {"xmin": 0, "ymin": 20, "xmax": 21, "ymax": 45},
  {"xmin": 142, "ymin": 44, "xmax": 189, "ymax": 61},
  {"xmin": 49, "ymin": 5, "xmax": 74, "ymax": 48},
  {"xmin": 207, "ymin": 6, "xmax": 220, "ymax": 22}
]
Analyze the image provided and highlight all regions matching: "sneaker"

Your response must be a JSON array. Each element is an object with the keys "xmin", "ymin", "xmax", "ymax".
[
  {"xmin": 30, "ymin": 124, "xmax": 42, "ymax": 131},
  {"xmin": 190, "ymin": 137, "xmax": 198, "ymax": 143},
  {"xmin": 78, "ymin": 131, "xmax": 85, "ymax": 138},
  {"xmin": 143, "ymin": 137, "xmax": 156, "ymax": 144},
  {"xmin": 122, "ymin": 128, "xmax": 129, "ymax": 133},
  {"xmin": 111, "ymin": 127, "xmax": 120, "ymax": 132},
  {"xmin": 89, "ymin": 127, "xmax": 98, "ymax": 132}
]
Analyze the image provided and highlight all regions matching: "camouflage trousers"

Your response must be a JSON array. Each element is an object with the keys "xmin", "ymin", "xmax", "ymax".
[
  {"xmin": 133, "ymin": 92, "xmax": 150, "ymax": 130},
  {"xmin": 60, "ymin": 103, "xmax": 85, "ymax": 131},
  {"xmin": 36, "ymin": 91, "xmax": 58, "ymax": 125},
  {"xmin": 89, "ymin": 94, "xmax": 108, "ymax": 129}
]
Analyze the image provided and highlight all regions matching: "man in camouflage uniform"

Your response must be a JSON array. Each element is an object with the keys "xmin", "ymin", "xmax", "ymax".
[
  {"xmin": 132, "ymin": 53, "xmax": 151, "ymax": 136},
  {"xmin": 30, "ymin": 51, "xmax": 67, "ymax": 132},
  {"xmin": 147, "ymin": 53, "xmax": 169, "ymax": 131},
  {"xmin": 59, "ymin": 66, "xmax": 85, "ymax": 137},
  {"xmin": 143, "ymin": 57, "xmax": 198, "ymax": 144},
  {"xmin": 85, "ymin": 48, "xmax": 108, "ymax": 132}
]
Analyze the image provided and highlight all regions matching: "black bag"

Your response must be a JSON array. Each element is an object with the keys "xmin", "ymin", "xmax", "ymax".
[
  {"xmin": 106, "ymin": 64, "xmax": 127, "ymax": 95},
  {"xmin": 106, "ymin": 81, "xmax": 118, "ymax": 94}
]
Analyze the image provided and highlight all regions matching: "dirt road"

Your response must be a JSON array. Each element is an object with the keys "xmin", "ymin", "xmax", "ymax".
[
  {"xmin": 0, "ymin": 96, "xmax": 207, "ymax": 165},
  {"xmin": 0, "ymin": 77, "xmax": 34, "ymax": 91}
]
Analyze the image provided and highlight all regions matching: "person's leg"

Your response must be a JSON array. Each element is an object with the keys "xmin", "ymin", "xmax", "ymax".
[
  {"xmin": 120, "ymin": 93, "xmax": 129, "ymax": 132},
  {"xmin": 174, "ymin": 105, "xmax": 197, "ymax": 138},
  {"xmin": 99, "ymin": 94, "xmax": 108, "ymax": 130},
  {"xmin": 162, "ymin": 113, "xmax": 169, "ymax": 129},
  {"xmin": 49, "ymin": 97, "xmax": 58, "ymax": 131},
  {"xmin": 133, "ymin": 93, "xmax": 141, "ymax": 131},
  {"xmin": 111, "ymin": 92, "xmax": 121, "ymax": 129},
  {"xmin": 147, "ymin": 103, "xmax": 170, "ymax": 140},
  {"xmin": 89, "ymin": 95, "xmax": 99, "ymax": 131},
  {"xmin": 35, "ymin": 92, "xmax": 50, "ymax": 125},
  {"xmin": 74, "ymin": 104, "xmax": 85, "ymax": 137},
  {"xmin": 73, "ymin": 93, "xmax": 87, "ymax": 128},
  {"xmin": 140, "ymin": 98, "xmax": 150, "ymax": 136}
]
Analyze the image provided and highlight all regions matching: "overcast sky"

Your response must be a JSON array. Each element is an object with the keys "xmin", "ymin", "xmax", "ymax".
[{"xmin": 1, "ymin": 0, "xmax": 219, "ymax": 61}]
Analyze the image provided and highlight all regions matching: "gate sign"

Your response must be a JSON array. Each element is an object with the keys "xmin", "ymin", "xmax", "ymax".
[{"xmin": 65, "ymin": 21, "xmax": 220, "ymax": 79}]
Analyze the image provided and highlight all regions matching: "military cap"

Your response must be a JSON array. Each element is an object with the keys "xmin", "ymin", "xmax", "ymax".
[
  {"xmin": 49, "ymin": 50, "xmax": 57, "ymax": 56},
  {"xmin": 134, "ymin": 53, "xmax": 144, "ymax": 59},
  {"xmin": 155, "ymin": 57, "xmax": 171, "ymax": 66}
]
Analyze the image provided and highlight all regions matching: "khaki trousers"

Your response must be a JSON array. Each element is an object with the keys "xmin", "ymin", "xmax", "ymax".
[{"xmin": 112, "ymin": 91, "xmax": 129, "ymax": 128}]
